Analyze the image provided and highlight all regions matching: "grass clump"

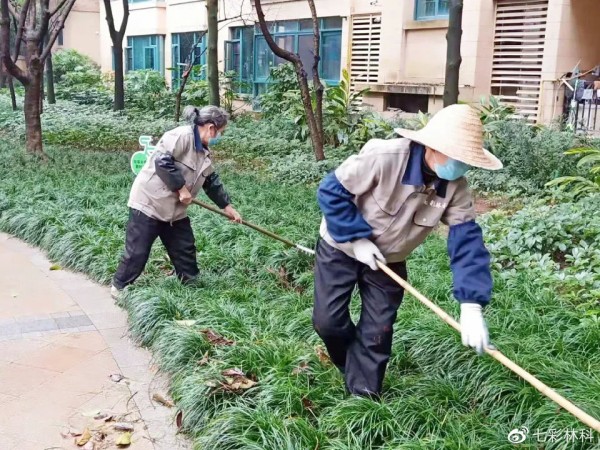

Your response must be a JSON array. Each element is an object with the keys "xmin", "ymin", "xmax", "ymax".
[{"xmin": 1, "ymin": 113, "xmax": 600, "ymax": 447}]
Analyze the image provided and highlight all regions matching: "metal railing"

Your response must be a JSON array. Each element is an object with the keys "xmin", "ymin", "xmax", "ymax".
[{"xmin": 564, "ymin": 87, "xmax": 600, "ymax": 135}]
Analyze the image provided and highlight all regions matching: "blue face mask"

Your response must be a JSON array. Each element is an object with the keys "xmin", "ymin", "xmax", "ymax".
[
  {"xmin": 208, "ymin": 132, "xmax": 222, "ymax": 147},
  {"xmin": 434, "ymin": 156, "xmax": 470, "ymax": 181}
]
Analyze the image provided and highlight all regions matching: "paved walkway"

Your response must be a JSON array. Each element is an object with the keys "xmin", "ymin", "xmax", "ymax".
[{"xmin": 0, "ymin": 233, "xmax": 190, "ymax": 450}]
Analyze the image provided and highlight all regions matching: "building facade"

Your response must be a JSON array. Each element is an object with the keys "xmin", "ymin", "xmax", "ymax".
[
  {"xmin": 57, "ymin": 0, "xmax": 101, "ymax": 64},
  {"xmin": 98, "ymin": 0, "xmax": 600, "ymax": 127}
]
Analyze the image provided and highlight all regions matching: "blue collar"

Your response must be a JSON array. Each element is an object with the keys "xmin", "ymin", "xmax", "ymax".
[
  {"xmin": 193, "ymin": 125, "xmax": 206, "ymax": 152},
  {"xmin": 402, "ymin": 142, "xmax": 448, "ymax": 198}
]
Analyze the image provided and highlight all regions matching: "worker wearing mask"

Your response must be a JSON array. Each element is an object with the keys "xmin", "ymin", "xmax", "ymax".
[
  {"xmin": 111, "ymin": 105, "xmax": 241, "ymax": 298},
  {"xmin": 314, "ymin": 104, "xmax": 503, "ymax": 398}
]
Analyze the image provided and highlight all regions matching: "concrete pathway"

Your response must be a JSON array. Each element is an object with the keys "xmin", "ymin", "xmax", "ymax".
[{"xmin": 0, "ymin": 233, "xmax": 190, "ymax": 450}]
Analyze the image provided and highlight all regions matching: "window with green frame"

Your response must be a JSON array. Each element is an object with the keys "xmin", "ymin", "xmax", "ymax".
[
  {"xmin": 171, "ymin": 32, "xmax": 207, "ymax": 89},
  {"xmin": 224, "ymin": 27, "xmax": 254, "ymax": 95},
  {"xmin": 126, "ymin": 35, "xmax": 165, "ymax": 74},
  {"xmin": 225, "ymin": 17, "xmax": 343, "ymax": 96},
  {"xmin": 415, "ymin": 0, "xmax": 449, "ymax": 20}
]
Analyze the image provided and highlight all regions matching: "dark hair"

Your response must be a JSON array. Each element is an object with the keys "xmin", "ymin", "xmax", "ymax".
[{"xmin": 182, "ymin": 105, "xmax": 229, "ymax": 129}]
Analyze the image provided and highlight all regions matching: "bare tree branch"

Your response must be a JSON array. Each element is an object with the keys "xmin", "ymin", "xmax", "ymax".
[
  {"xmin": 6, "ymin": 0, "xmax": 16, "ymax": 18},
  {"xmin": 41, "ymin": 0, "xmax": 77, "ymax": 61},
  {"xmin": 0, "ymin": 0, "xmax": 27, "ymax": 83},
  {"xmin": 103, "ymin": 0, "xmax": 116, "ymax": 40},
  {"xmin": 119, "ymin": 0, "xmax": 129, "ymax": 36},
  {"xmin": 308, "ymin": 0, "xmax": 323, "ymax": 136},
  {"xmin": 36, "ymin": 0, "xmax": 52, "ymax": 42},
  {"xmin": 49, "ymin": 0, "xmax": 69, "ymax": 17},
  {"xmin": 254, "ymin": 0, "xmax": 299, "ymax": 63},
  {"xmin": 13, "ymin": 0, "xmax": 31, "ymax": 61},
  {"xmin": 29, "ymin": 0, "xmax": 36, "ymax": 32},
  {"xmin": 174, "ymin": 30, "xmax": 208, "ymax": 121}
]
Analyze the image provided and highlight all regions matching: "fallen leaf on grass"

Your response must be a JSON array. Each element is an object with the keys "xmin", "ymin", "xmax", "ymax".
[
  {"xmin": 152, "ymin": 393, "xmax": 175, "ymax": 408},
  {"xmin": 302, "ymin": 396, "xmax": 316, "ymax": 415},
  {"xmin": 76, "ymin": 428, "xmax": 92, "ymax": 446},
  {"xmin": 176, "ymin": 410, "xmax": 184, "ymax": 429},
  {"xmin": 223, "ymin": 377, "xmax": 256, "ymax": 391},
  {"xmin": 109, "ymin": 373, "xmax": 125, "ymax": 383},
  {"xmin": 292, "ymin": 362, "xmax": 310, "ymax": 375},
  {"xmin": 221, "ymin": 368, "xmax": 245, "ymax": 377},
  {"xmin": 200, "ymin": 329, "xmax": 234, "ymax": 346},
  {"xmin": 115, "ymin": 431, "xmax": 132, "ymax": 447},
  {"xmin": 315, "ymin": 346, "xmax": 331, "ymax": 366},
  {"xmin": 220, "ymin": 368, "xmax": 257, "ymax": 392},
  {"xmin": 175, "ymin": 320, "xmax": 196, "ymax": 327},
  {"xmin": 266, "ymin": 266, "xmax": 304, "ymax": 293},
  {"xmin": 114, "ymin": 423, "xmax": 134, "ymax": 432},
  {"xmin": 198, "ymin": 351, "xmax": 210, "ymax": 366}
]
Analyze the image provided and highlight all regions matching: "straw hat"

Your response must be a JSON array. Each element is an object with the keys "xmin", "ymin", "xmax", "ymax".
[{"xmin": 394, "ymin": 104, "xmax": 503, "ymax": 170}]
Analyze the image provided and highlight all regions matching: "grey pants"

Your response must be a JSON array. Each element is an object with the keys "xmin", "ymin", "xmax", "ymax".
[
  {"xmin": 313, "ymin": 239, "xmax": 407, "ymax": 397},
  {"xmin": 113, "ymin": 209, "xmax": 199, "ymax": 289}
]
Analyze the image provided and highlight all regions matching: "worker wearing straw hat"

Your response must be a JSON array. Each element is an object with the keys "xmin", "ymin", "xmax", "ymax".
[{"xmin": 314, "ymin": 104, "xmax": 503, "ymax": 398}]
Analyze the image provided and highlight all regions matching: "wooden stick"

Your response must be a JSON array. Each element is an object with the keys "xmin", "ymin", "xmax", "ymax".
[
  {"xmin": 191, "ymin": 199, "xmax": 315, "ymax": 255},
  {"xmin": 376, "ymin": 260, "xmax": 600, "ymax": 433}
]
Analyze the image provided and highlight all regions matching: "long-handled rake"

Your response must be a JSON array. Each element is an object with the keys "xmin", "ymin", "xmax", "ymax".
[{"xmin": 193, "ymin": 198, "xmax": 600, "ymax": 432}]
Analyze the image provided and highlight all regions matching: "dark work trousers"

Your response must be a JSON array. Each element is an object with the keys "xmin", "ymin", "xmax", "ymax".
[
  {"xmin": 112, "ymin": 209, "xmax": 199, "ymax": 290},
  {"xmin": 313, "ymin": 239, "xmax": 407, "ymax": 397}
]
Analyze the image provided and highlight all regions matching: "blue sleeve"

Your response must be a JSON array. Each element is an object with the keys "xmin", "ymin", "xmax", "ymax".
[
  {"xmin": 447, "ymin": 220, "xmax": 492, "ymax": 306},
  {"xmin": 317, "ymin": 172, "xmax": 373, "ymax": 243}
]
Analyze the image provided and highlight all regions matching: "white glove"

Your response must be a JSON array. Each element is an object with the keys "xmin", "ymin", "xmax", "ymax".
[
  {"xmin": 460, "ymin": 303, "xmax": 489, "ymax": 355},
  {"xmin": 352, "ymin": 238, "xmax": 385, "ymax": 271}
]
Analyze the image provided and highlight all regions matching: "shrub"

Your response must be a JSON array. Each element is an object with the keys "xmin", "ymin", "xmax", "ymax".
[
  {"xmin": 257, "ymin": 64, "xmax": 299, "ymax": 118},
  {"xmin": 547, "ymin": 146, "xmax": 600, "ymax": 197},
  {"xmin": 125, "ymin": 70, "xmax": 174, "ymax": 118},
  {"xmin": 475, "ymin": 120, "xmax": 584, "ymax": 194},
  {"xmin": 181, "ymin": 78, "xmax": 210, "ymax": 108},
  {"xmin": 267, "ymin": 150, "xmax": 344, "ymax": 185},
  {"xmin": 0, "ymin": 96, "xmax": 174, "ymax": 151},
  {"xmin": 220, "ymin": 114, "xmax": 310, "ymax": 160},
  {"xmin": 53, "ymin": 50, "xmax": 112, "ymax": 107},
  {"xmin": 481, "ymin": 193, "xmax": 600, "ymax": 306},
  {"xmin": 53, "ymin": 49, "xmax": 99, "ymax": 82}
]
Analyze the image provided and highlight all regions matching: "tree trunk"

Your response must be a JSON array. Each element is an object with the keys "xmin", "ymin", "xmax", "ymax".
[
  {"xmin": 293, "ymin": 62, "xmax": 325, "ymax": 161},
  {"xmin": 45, "ymin": 45, "xmax": 55, "ymax": 104},
  {"xmin": 207, "ymin": 0, "xmax": 219, "ymax": 106},
  {"xmin": 175, "ymin": 72, "xmax": 190, "ymax": 122},
  {"xmin": 308, "ymin": 0, "xmax": 324, "ymax": 140},
  {"xmin": 23, "ymin": 71, "xmax": 45, "ymax": 155},
  {"xmin": 0, "ymin": 62, "xmax": 6, "ymax": 88},
  {"xmin": 8, "ymin": 75, "xmax": 17, "ymax": 110},
  {"xmin": 254, "ymin": 0, "xmax": 325, "ymax": 161},
  {"xmin": 443, "ymin": 0, "xmax": 463, "ymax": 107},
  {"xmin": 40, "ymin": 65, "xmax": 44, "ymax": 114},
  {"xmin": 113, "ymin": 43, "xmax": 125, "ymax": 110}
]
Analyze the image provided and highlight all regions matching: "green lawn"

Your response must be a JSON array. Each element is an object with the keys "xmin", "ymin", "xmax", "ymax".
[{"xmin": 1, "ymin": 141, "xmax": 599, "ymax": 450}]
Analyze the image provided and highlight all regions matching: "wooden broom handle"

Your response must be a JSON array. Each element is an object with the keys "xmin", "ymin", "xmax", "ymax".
[{"xmin": 376, "ymin": 260, "xmax": 600, "ymax": 433}]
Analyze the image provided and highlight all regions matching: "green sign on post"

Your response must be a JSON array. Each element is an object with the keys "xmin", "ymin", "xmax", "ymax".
[{"xmin": 130, "ymin": 136, "xmax": 157, "ymax": 175}]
